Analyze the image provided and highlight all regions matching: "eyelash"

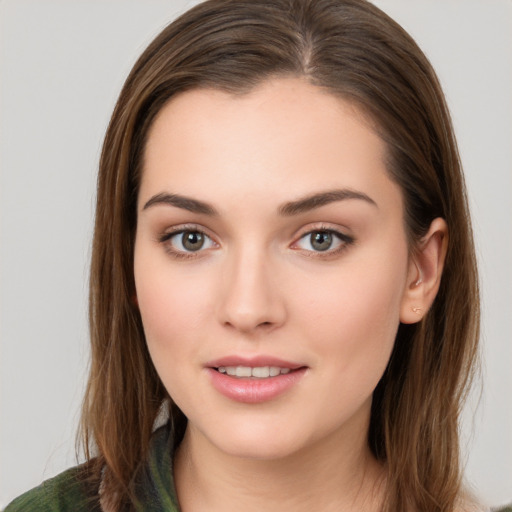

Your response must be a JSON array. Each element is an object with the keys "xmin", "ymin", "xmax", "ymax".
[
  {"xmin": 292, "ymin": 226, "xmax": 354, "ymax": 258},
  {"xmin": 157, "ymin": 224, "xmax": 354, "ymax": 259},
  {"xmin": 158, "ymin": 225, "xmax": 217, "ymax": 260}
]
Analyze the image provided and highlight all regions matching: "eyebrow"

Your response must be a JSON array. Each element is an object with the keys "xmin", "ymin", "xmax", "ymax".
[
  {"xmin": 142, "ymin": 193, "xmax": 219, "ymax": 215},
  {"xmin": 142, "ymin": 188, "xmax": 377, "ymax": 216},
  {"xmin": 278, "ymin": 189, "xmax": 377, "ymax": 215}
]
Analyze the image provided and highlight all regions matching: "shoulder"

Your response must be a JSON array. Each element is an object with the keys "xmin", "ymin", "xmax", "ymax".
[{"xmin": 4, "ymin": 464, "xmax": 101, "ymax": 512}]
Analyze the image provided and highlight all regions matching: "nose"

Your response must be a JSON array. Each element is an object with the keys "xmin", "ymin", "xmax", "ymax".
[{"xmin": 217, "ymin": 246, "xmax": 287, "ymax": 334}]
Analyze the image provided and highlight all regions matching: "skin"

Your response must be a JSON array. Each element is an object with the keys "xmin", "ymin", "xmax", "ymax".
[{"xmin": 134, "ymin": 78, "xmax": 447, "ymax": 512}]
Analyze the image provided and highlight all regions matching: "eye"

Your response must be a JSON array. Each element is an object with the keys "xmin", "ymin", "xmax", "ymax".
[
  {"xmin": 161, "ymin": 229, "xmax": 216, "ymax": 254},
  {"xmin": 294, "ymin": 229, "xmax": 352, "ymax": 254}
]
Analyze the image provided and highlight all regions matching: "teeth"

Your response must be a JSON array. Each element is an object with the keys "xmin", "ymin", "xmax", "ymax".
[
  {"xmin": 236, "ymin": 366, "xmax": 252, "ymax": 378},
  {"xmin": 269, "ymin": 366, "xmax": 280, "ymax": 377},
  {"xmin": 217, "ymin": 366, "xmax": 293, "ymax": 378},
  {"xmin": 252, "ymin": 367, "xmax": 270, "ymax": 378}
]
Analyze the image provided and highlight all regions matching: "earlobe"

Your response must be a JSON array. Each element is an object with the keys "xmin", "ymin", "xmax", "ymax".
[{"xmin": 400, "ymin": 217, "xmax": 448, "ymax": 324}]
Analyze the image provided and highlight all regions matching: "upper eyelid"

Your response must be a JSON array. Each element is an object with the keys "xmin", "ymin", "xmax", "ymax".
[
  {"xmin": 159, "ymin": 223, "xmax": 215, "ymax": 239},
  {"xmin": 292, "ymin": 223, "xmax": 352, "ymax": 240}
]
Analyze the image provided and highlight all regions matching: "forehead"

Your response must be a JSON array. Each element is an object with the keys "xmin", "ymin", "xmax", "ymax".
[{"xmin": 140, "ymin": 78, "xmax": 399, "ymax": 214}]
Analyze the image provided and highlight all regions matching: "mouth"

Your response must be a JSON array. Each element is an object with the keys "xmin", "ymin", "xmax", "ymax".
[{"xmin": 205, "ymin": 358, "xmax": 307, "ymax": 403}]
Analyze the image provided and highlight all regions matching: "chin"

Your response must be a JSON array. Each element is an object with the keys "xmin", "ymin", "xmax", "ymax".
[
  {"xmin": 214, "ymin": 434, "xmax": 306, "ymax": 461},
  {"xmin": 195, "ymin": 417, "xmax": 312, "ymax": 461}
]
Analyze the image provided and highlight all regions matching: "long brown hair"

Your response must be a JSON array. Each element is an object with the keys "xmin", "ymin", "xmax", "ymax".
[{"xmin": 80, "ymin": 1, "xmax": 480, "ymax": 510}]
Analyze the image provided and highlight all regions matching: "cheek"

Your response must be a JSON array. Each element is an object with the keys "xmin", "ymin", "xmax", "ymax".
[
  {"xmin": 139, "ymin": 287, "xmax": 209, "ymax": 341},
  {"xmin": 295, "ymin": 244, "xmax": 408, "ymax": 384},
  {"xmin": 133, "ymin": 247, "xmax": 214, "ymax": 384},
  {"xmin": 134, "ymin": 240, "xmax": 212, "ymax": 335},
  {"xmin": 135, "ymin": 266, "xmax": 216, "ymax": 416}
]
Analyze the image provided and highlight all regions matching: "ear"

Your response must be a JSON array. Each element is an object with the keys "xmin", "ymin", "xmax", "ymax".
[{"xmin": 400, "ymin": 217, "xmax": 448, "ymax": 324}]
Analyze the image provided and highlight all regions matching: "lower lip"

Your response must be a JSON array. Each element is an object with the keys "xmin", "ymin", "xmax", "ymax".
[{"xmin": 206, "ymin": 368, "xmax": 307, "ymax": 403}]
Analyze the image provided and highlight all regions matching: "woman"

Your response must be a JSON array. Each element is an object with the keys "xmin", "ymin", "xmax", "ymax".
[{"xmin": 5, "ymin": 0, "xmax": 484, "ymax": 510}]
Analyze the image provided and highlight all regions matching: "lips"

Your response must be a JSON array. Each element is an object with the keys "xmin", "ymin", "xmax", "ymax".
[{"xmin": 205, "ymin": 356, "xmax": 307, "ymax": 403}]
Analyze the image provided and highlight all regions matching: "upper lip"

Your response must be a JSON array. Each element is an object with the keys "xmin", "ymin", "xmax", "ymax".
[{"xmin": 205, "ymin": 355, "xmax": 305, "ymax": 370}]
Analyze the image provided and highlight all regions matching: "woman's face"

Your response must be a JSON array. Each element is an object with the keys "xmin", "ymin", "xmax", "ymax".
[{"xmin": 134, "ymin": 78, "xmax": 416, "ymax": 460}]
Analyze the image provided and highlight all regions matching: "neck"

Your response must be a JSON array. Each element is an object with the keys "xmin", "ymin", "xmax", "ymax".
[{"xmin": 174, "ymin": 410, "xmax": 386, "ymax": 512}]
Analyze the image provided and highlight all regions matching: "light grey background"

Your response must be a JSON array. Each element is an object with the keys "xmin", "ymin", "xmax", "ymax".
[{"xmin": 1, "ymin": 0, "xmax": 511, "ymax": 508}]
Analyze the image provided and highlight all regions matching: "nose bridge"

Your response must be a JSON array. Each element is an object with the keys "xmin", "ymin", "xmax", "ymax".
[{"xmin": 218, "ymin": 240, "xmax": 286, "ymax": 333}]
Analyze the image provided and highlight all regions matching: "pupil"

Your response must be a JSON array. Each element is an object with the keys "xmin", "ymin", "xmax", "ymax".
[
  {"xmin": 311, "ymin": 231, "xmax": 332, "ymax": 251},
  {"xmin": 183, "ymin": 231, "xmax": 204, "ymax": 251}
]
